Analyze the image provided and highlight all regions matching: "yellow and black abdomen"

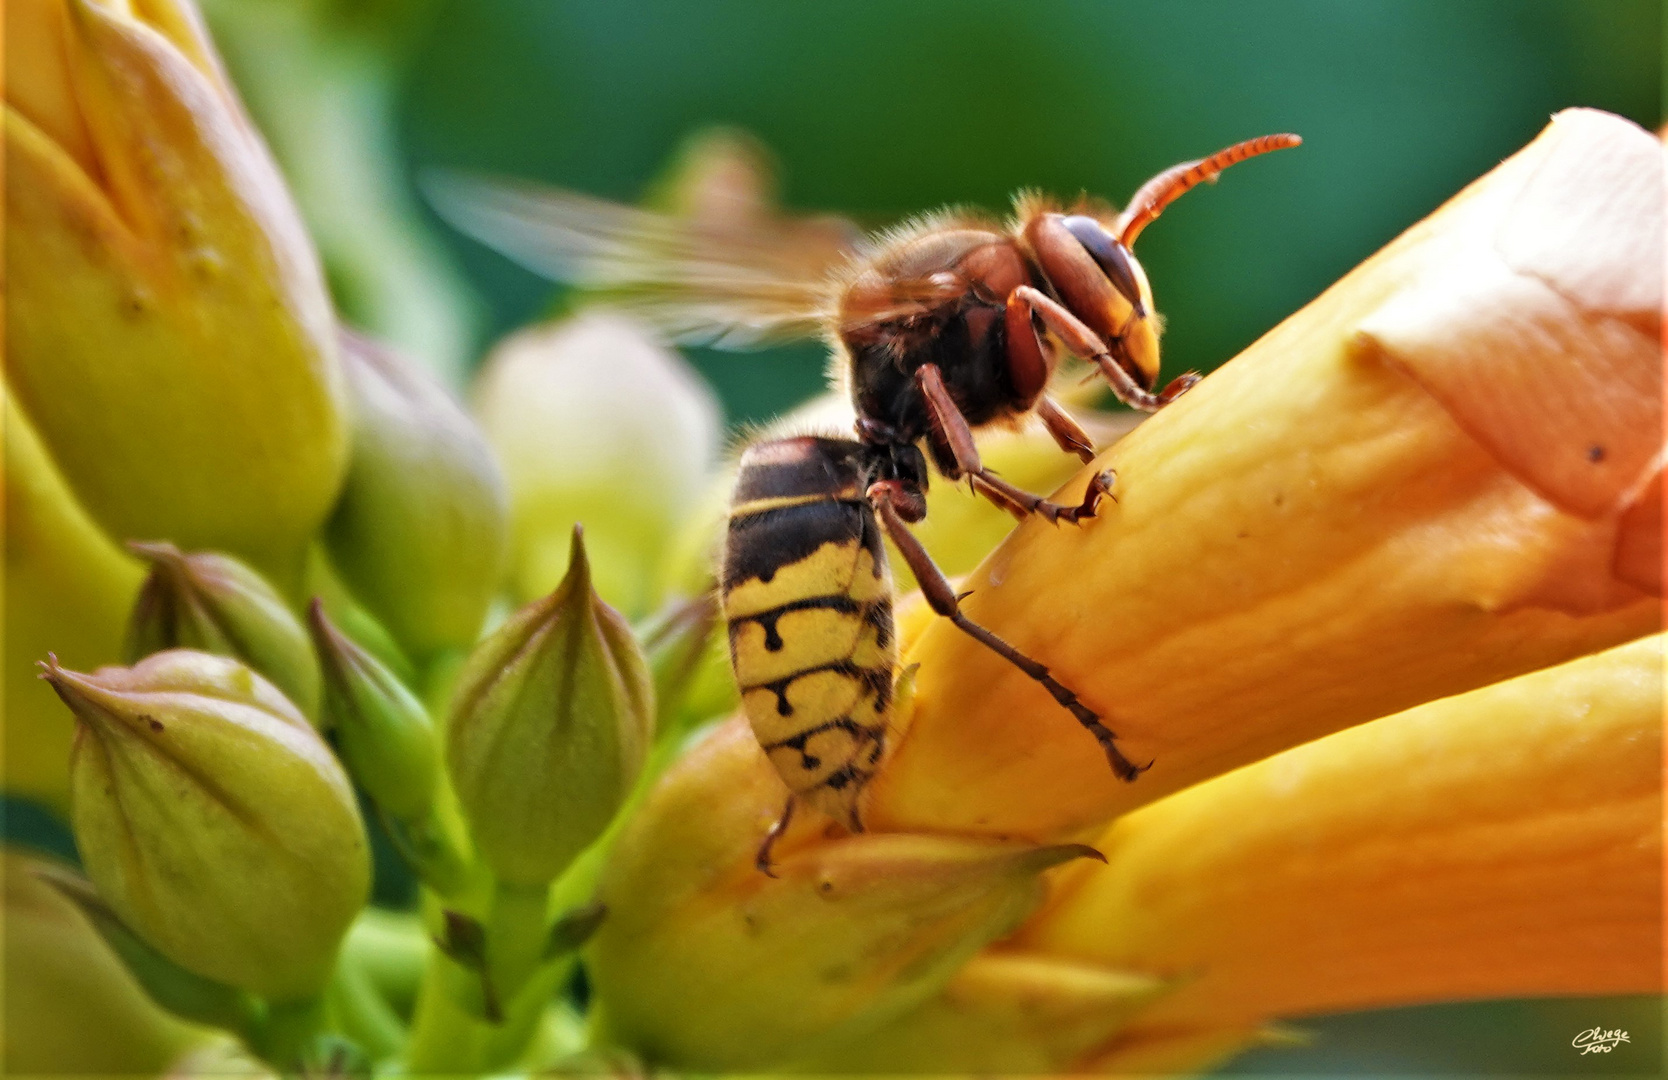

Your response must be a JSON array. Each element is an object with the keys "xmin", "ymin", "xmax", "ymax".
[{"xmin": 721, "ymin": 437, "xmax": 895, "ymax": 832}]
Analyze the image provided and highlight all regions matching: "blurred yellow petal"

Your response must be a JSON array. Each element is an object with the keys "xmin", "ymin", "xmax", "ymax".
[
  {"xmin": 3, "ymin": 850, "xmax": 219, "ymax": 1076},
  {"xmin": 6, "ymin": 0, "xmax": 98, "ymax": 172},
  {"xmin": 867, "ymin": 107, "xmax": 1662, "ymax": 841},
  {"xmin": 3, "ymin": 386, "xmax": 142, "ymax": 808},
  {"xmin": 793, "ymin": 951, "xmax": 1167, "ymax": 1073},
  {"xmin": 5, "ymin": 0, "xmax": 347, "ymax": 582},
  {"xmin": 1012, "ymin": 632, "xmax": 1662, "ymax": 1047}
]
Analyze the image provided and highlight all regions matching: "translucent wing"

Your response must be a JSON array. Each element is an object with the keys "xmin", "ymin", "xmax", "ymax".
[{"xmin": 424, "ymin": 171, "xmax": 865, "ymax": 349}]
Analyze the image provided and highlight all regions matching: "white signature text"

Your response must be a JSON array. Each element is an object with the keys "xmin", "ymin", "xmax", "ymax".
[{"xmin": 1572, "ymin": 1028, "xmax": 1630, "ymax": 1055}]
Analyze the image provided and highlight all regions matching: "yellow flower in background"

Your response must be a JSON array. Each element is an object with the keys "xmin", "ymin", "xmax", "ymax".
[
  {"xmin": 583, "ymin": 108, "xmax": 1664, "ymax": 1073},
  {"xmin": 475, "ymin": 310, "xmax": 723, "ymax": 616},
  {"xmin": 2, "ymin": 850, "xmax": 235, "ymax": 1077},
  {"xmin": 2, "ymin": 387, "xmax": 142, "ymax": 807},
  {"xmin": 5, "ymin": 0, "xmax": 348, "ymax": 584}
]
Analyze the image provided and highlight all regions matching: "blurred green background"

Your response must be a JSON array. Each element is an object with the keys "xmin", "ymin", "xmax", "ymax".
[
  {"xmin": 153, "ymin": 0, "xmax": 1668, "ymax": 1075},
  {"xmin": 397, "ymin": 0, "xmax": 1660, "ymax": 424}
]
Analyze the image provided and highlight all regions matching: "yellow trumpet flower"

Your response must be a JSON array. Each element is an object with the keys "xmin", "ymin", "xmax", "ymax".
[
  {"xmin": 865, "ymin": 106, "xmax": 1662, "ymax": 841},
  {"xmin": 5, "ymin": 0, "xmax": 347, "ymax": 583},
  {"xmin": 1014, "ymin": 632, "xmax": 1662, "ymax": 1072}
]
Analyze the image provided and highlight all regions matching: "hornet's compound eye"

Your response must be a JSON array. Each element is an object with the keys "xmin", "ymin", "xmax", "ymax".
[{"xmin": 1060, "ymin": 216, "xmax": 1145, "ymax": 317}]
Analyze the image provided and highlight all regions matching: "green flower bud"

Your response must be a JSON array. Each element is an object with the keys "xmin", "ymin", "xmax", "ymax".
[
  {"xmin": 639, "ymin": 592, "xmax": 726, "ymax": 735},
  {"xmin": 7, "ymin": 0, "xmax": 348, "ymax": 582},
  {"xmin": 307, "ymin": 600, "xmax": 439, "ymax": 821},
  {"xmin": 475, "ymin": 311, "xmax": 721, "ymax": 615},
  {"xmin": 125, "ymin": 541, "xmax": 320, "ymax": 720},
  {"xmin": 47, "ymin": 650, "xmax": 370, "ymax": 1001},
  {"xmin": 587, "ymin": 720, "xmax": 1102, "ymax": 1070},
  {"xmin": 447, "ymin": 527, "xmax": 655, "ymax": 886},
  {"xmin": 324, "ymin": 330, "xmax": 508, "ymax": 658},
  {"xmin": 3, "ymin": 850, "xmax": 217, "ymax": 1077}
]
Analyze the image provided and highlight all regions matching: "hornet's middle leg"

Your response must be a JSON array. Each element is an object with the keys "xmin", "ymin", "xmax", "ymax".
[{"xmin": 867, "ymin": 481, "xmax": 1149, "ymax": 782}]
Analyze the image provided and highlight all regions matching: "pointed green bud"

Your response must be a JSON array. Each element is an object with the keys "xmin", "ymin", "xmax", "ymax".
[
  {"xmin": 447, "ymin": 526, "xmax": 655, "ymax": 886},
  {"xmin": 324, "ymin": 330, "xmax": 509, "ymax": 658},
  {"xmin": 587, "ymin": 720, "xmax": 1102, "ymax": 1069},
  {"xmin": 125, "ymin": 541, "xmax": 320, "ymax": 720},
  {"xmin": 47, "ymin": 650, "xmax": 370, "ymax": 1001},
  {"xmin": 307, "ymin": 600, "xmax": 440, "ymax": 821},
  {"xmin": 639, "ymin": 592, "xmax": 724, "ymax": 734}
]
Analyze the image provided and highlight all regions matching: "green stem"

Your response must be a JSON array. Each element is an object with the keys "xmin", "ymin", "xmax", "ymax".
[
  {"xmin": 325, "ymin": 960, "xmax": 406, "ymax": 1062},
  {"xmin": 339, "ymin": 907, "xmax": 428, "ymax": 1016},
  {"xmin": 479, "ymin": 955, "xmax": 580, "ymax": 1070},
  {"xmin": 404, "ymin": 952, "xmax": 484, "ymax": 1073},
  {"xmin": 485, "ymin": 879, "xmax": 552, "ymax": 1015},
  {"xmin": 249, "ymin": 995, "xmax": 326, "ymax": 1071}
]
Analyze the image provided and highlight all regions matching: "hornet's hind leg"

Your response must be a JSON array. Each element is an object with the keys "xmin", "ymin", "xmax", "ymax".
[
  {"xmin": 868, "ymin": 482, "xmax": 1150, "ymax": 782},
  {"xmin": 755, "ymin": 795, "xmax": 798, "ymax": 877}
]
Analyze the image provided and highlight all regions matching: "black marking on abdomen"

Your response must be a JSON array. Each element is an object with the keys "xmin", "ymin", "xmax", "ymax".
[
  {"xmin": 763, "ymin": 715, "xmax": 881, "ymax": 753},
  {"xmin": 724, "ymin": 498, "xmax": 868, "ymax": 589},
  {"xmin": 764, "ymin": 715, "xmax": 884, "ymax": 774},
  {"xmin": 824, "ymin": 765, "xmax": 859, "ymax": 791},
  {"xmin": 864, "ymin": 602, "xmax": 894, "ymax": 650},
  {"xmin": 745, "ymin": 660, "xmax": 891, "ymax": 717},
  {"xmin": 727, "ymin": 594, "xmax": 863, "ymax": 652}
]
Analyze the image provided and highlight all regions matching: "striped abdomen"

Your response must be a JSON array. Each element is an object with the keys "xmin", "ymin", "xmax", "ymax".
[{"xmin": 721, "ymin": 437, "xmax": 895, "ymax": 832}]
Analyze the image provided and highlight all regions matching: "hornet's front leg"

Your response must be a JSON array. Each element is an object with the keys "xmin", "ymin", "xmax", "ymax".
[
  {"xmin": 1009, "ymin": 286, "xmax": 1198, "ymax": 413},
  {"xmin": 914, "ymin": 363, "xmax": 1113, "ymax": 525}
]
